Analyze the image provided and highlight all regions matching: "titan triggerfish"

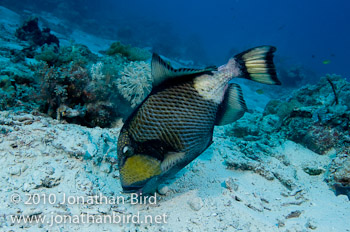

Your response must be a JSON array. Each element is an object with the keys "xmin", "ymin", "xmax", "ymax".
[{"xmin": 117, "ymin": 46, "xmax": 281, "ymax": 194}]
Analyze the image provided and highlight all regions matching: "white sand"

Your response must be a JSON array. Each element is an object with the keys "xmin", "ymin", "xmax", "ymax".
[{"xmin": 0, "ymin": 111, "xmax": 349, "ymax": 232}]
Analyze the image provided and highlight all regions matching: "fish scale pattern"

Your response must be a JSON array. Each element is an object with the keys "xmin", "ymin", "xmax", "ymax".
[{"xmin": 128, "ymin": 80, "xmax": 218, "ymax": 156}]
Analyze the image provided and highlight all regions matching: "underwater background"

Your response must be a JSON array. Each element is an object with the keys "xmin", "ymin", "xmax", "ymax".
[
  {"xmin": 1, "ymin": 1, "xmax": 350, "ymax": 231},
  {"xmin": 1, "ymin": 0, "xmax": 350, "ymax": 81}
]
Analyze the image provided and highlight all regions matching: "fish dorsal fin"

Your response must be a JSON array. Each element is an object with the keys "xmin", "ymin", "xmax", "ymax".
[
  {"xmin": 161, "ymin": 152, "xmax": 186, "ymax": 172},
  {"xmin": 215, "ymin": 83, "xmax": 248, "ymax": 126},
  {"xmin": 151, "ymin": 53, "xmax": 217, "ymax": 88}
]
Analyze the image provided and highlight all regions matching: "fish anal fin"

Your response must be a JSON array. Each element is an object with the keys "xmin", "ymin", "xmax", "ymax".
[
  {"xmin": 160, "ymin": 152, "xmax": 186, "ymax": 172},
  {"xmin": 215, "ymin": 83, "xmax": 247, "ymax": 126},
  {"xmin": 151, "ymin": 53, "xmax": 217, "ymax": 88}
]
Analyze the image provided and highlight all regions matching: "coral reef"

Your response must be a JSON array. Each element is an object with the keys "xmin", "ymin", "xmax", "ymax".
[
  {"xmin": 15, "ymin": 17, "xmax": 59, "ymax": 48},
  {"xmin": 33, "ymin": 60, "xmax": 122, "ymax": 128},
  {"xmin": 0, "ymin": 62, "xmax": 36, "ymax": 111},
  {"xmin": 34, "ymin": 44, "xmax": 59, "ymax": 66},
  {"xmin": 221, "ymin": 112, "xmax": 289, "ymax": 187},
  {"xmin": 57, "ymin": 44, "xmax": 98, "ymax": 66},
  {"xmin": 106, "ymin": 41, "xmax": 151, "ymax": 61},
  {"xmin": 1, "ymin": 16, "xmax": 140, "ymax": 127},
  {"xmin": 280, "ymin": 74, "xmax": 349, "ymax": 155},
  {"xmin": 116, "ymin": 61, "xmax": 152, "ymax": 108},
  {"xmin": 0, "ymin": 75, "xmax": 16, "ymax": 109},
  {"xmin": 32, "ymin": 41, "xmax": 140, "ymax": 127},
  {"xmin": 225, "ymin": 74, "xmax": 350, "ymax": 198},
  {"xmin": 34, "ymin": 43, "xmax": 98, "ymax": 67},
  {"xmin": 326, "ymin": 154, "xmax": 350, "ymax": 199},
  {"xmin": 13, "ymin": 16, "xmax": 59, "ymax": 63},
  {"xmin": 260, "ymin": 74, "xmax": 350, "ymax": 155}
]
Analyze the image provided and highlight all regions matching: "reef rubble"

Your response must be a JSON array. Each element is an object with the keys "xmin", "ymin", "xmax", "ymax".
[{"xmin": 224, "ymin": 73, "xmax": 350, "ymax": 199}]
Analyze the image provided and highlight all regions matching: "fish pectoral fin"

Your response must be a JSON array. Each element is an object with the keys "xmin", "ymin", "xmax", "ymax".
[
  {"xmin": 160, "ymin": 151, "xmax": 186, "ymax": 172},
  {"xmin": 215, "ymin": 83, "xmax": 247, "ymax": 126},
  {"xmin": 234, "ymin": 46, "xmax": 281, "ymax": 85},
  {"xmin": 151, "ymin": 53, "xmax": 217, "ymax": 88}
]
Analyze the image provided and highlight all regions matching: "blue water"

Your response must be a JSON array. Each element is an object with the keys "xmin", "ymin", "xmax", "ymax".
[
  {"xmin": 79, "ymin": 0, "xmax": 350, "ymax": 81},
  {"xmin": 3, "ymin": 0, "xmax": 350, "ymax": 80}
]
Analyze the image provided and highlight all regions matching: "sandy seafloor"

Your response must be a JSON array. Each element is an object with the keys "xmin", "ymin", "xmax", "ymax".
[{"xmin": 0, "ymin": 6, "xmax": 350, "ymax": 232}]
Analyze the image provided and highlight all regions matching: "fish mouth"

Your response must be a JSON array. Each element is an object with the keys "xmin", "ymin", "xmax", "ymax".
[
  {"xmin": 121, "ymin": 184, "xmax": 144, "ymax": 193},
  {"xmin": 119, "ymin": 154, "xmax": 162, "ymax": 194}
]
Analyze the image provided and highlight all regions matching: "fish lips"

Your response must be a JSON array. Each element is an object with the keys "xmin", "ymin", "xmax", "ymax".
[
  {"xmin": 121, "ymin": 176, "xmax": 160, "ymax": 195},
  {"xmin": 122, "ymin": 184, "xmax": 144, "ymax": 194},
  {"xmin": 121, "ymin": 178, "xmax": 148, "ymax": 193}
]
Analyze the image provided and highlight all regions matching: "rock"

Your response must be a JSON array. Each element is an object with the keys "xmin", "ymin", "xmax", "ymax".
[
  {"xmin": 276, "ymin": 218, "xmax": 285, "ymax": 228},
  {"xmin": 41, "ymin": 175, "xmax": 62, "ymax": 188},
  {"xmin": 264, "ymin": 99, "xmax": 282, "ymax": 116},
  {"xmin": 22, "ymin": 207, "xmax": 43, "ymax": 217},
  {"xmin": 21, "ymin": 164, "xmax": 29, "ymax": 173},
  {"xmin": 98, "ymin": 205, "xmax": 110, "ymax": 214},
  {"xmin": 22, "ymin": 182, "xmax": 35, "ymax": 192},
  {"xmin": 226, "ymin": 113, "xmax": 260, "ymax": 138},
  {"xmin": 261, "ymin": 74, "xmax": 350, "ymax": 158},
  {"xmin": 336, "ymin": 194, "xmax": 349, "ymax": 202},
  {"xmin": 264, "ymin": 99, "xmax": 300, "ymax": 121},
  {"xmin": 301, "ymin": 125, "xmax": 341, "ymax": 154},
  {"xmin": 224, "ymin": 177, "xmax": 239, "ymax": 191},
  {"xmin": 157, "ymin": 184, "xmax": 169, "ymax": 195},
  {"xmin": 8, "ymin": 166, "xmax": 21, "ymax": 176},
  {"xmin": 45, "ymin": 166, "xmax": 55, "ymax": 175},
  {"xmin": 15, "ymin": 17, "xmax": 59, "ymax": 47},
  {"xmin": 246, "ymin": 203, "xmax": 263, "ymax": 212},
  {"xmin": 326, "ymin": 154, "xmax": 350, "ymax": 199},
  {"xmin": 305, "ymin": 218, "xmax": 317, "ymax": 230},
  {"xmin": 285, "ymin": 210, "xmax": 302, "ymax": 219},
  {"xmin": 100, "ymin": 163, "xmax": 111, "ymax": 174},
  {"xmin": 260, "ymin": 114, "xmax": 280, "ymax": 133},
  {"xmin": 187, "ymin": 197, "xmax": 204, "ymax": 211},
  {"xmin": 272, "ymin": 169, "xmax": 296, "ymax": 190},
  {"xmin": 303, "ymin": 166, "xmax": 325, "ymax": 176}
]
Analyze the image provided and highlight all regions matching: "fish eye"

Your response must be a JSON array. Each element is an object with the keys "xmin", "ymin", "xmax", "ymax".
[
  {"xmin": 122, "ymin": 146, "xmax": 133, "ymax": 157},
  {"xmin": 123, "ymin": 146, "xmax": 129, "ymax": 154}
]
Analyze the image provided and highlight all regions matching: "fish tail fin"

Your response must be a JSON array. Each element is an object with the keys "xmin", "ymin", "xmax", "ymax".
[{"xmin": 234, "ymin": 46, "xmax": 281, "ymax": 85}]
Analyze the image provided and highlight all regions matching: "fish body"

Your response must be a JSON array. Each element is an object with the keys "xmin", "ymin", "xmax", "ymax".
[{"xmin": 117, "ymin": 46, "xmax": 281, "ymax": 194}]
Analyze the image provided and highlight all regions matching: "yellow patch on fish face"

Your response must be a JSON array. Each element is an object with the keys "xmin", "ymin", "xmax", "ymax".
[{"xmin": 119, "ymin": 155, "xmax": 162, "ymax": 186}]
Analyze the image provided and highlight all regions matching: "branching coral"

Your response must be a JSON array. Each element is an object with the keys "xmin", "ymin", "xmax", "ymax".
[
  {"xmin": 116, "ymin": 61, "xmax": 152, "ymax": 108},
  {"xmin": 90, "ymin": 62, "xmax": 105, "ymax": 81}
]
